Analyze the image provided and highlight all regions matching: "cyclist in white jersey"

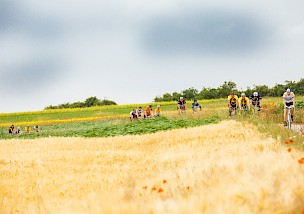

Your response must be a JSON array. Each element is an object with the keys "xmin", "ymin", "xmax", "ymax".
[{"xmin": 283, "ymin": 88, "xmax": 295, "ymax": 126}]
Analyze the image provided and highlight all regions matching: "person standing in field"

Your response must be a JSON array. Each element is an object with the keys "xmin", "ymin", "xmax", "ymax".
[
  {"xmin": 144, "ymin": 105, "xmax": 153, "ymax": 118},
  {"xmin": 283, "ymin": 88, "xmax": 295, "ymax": 126},
  {"xmin": 227, "ymin": 92, "xmax": 238, "ymax": 116},
  {"xmin": 238, "ymin": 93, "xmax": 250, "ymax": 111},
  {"xmin": 155, "ymin": 105, "xmax": 161, "ymax": 116},
  {"xmin": 178, "ymin": 97, "xmax": 187, "ymax": 114}
]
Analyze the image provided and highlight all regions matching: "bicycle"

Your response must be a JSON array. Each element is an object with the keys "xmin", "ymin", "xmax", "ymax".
[
  {"xmin": 229, "ymin": 106, "xmax": 237, "ymax": 118},
  {"xmin": 286, "ymin": 106, "xmax": 293, "ymax": 130},
  {"xmin": 179, "ymin": 105, "xmax": 186, "ymax": 114},
  {"xmin": 240, "ymin": 105, "xmax": 248, "ymax": 115}
]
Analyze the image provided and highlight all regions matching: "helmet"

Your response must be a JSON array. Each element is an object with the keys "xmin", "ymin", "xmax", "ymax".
[
  {"xmin": 241, "ymin": 93, "xmax": 245, "ymax": 96},
  {"xmin": 286, "ymin": 88, "xmax": 291, "ymax": 92},
  {"xmin": 253, "ymin": 92, "xmax": 258, "ymax": 96},
  {"xmin": 194, "ymin": 99, "xmax": 197, "ymax": 102}
]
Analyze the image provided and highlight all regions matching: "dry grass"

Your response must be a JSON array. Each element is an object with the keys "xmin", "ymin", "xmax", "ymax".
[{"xmin": 0, "ymin": 121, "xmax": 304, "ymax": 214}]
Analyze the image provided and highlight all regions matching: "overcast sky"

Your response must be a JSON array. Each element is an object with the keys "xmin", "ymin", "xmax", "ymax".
[{"xmin": 1, "ymin": 0, "xmax": 303, "ymax": 113}]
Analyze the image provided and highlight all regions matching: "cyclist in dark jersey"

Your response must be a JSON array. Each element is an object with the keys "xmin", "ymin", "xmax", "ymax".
[
  {"xmin": 178, "ymin": 97, "xmax": 187, "ymax": 113},
  {"xmin": 249, "ymin": 92, "xmax": 262, "ymax": 111},
  {"xmin": 136, "ymin": 106, "xmax": 143, "ymax": 119}
]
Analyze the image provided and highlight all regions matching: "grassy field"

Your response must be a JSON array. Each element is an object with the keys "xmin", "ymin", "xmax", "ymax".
[
  {"xmin": 1, "ymin": 97, "xmax": 304, "ymax": 213},
  {"xmin": 0, "ymin": 99, "xmax": 228, "ymax": 139},
  {"xmin": 1, "ymin": 121, "xmax": 304, "ymax": 213},
  {"xmin": 1, "ymin": 97, "xmax": 304, "ymax": 145}
]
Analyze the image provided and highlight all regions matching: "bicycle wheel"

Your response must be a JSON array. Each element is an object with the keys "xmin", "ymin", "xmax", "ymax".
[{"xmin": 287, "ymin": 110, "xmax": 292, "ymax": 130}]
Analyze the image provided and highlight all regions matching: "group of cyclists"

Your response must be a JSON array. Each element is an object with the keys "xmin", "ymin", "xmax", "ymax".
[
  {"xmin": 228, "ymin": 88, "xmax": 296, "ymax": 126},
  {"xmin": 130, "ymin": 105, "xmax": 162, "ymax": 122},
  {"xmin": 8, "ymin": 124, "xmax": 41, "ymax": 135},
  {"xmin": 130, "ymin": 88, "xmax": 296, "ymax": 126},
  {"xmin": 227, "ymin": 91, "xmax": 263, "ymax": 116}
]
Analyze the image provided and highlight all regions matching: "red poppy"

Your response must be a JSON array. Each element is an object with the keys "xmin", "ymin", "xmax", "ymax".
[
  {"xmin": 287, "ymin": 148, "xmax": 292, "ymax": 152},
  {"xmin": 289, "ymin": 139, "xmax": 294, "ymax": 143},
  {"xmin": 186, "ymin": 186, "xmax": 190, "ymax": 190},
  {"xmin": 142, "ymin": 186, "xmax": 147, "ymax": 190},
  {"xmin": 298, "ymin": 159, "xmax": 304, "ymax": 164},
  {"xmin": 151, "ymin": 186, "xmax": 157, "ymax": 191},
  {"xmin": 285, "ymin": 141, "xmax": 289, "ymax": 144},
  {"xmin": 163, "ymin": 180, "xmax": 167, "ymax": 184},
  {"xmin": 157, "ymin": 188, "xmax": 164, "ymax": 193}
]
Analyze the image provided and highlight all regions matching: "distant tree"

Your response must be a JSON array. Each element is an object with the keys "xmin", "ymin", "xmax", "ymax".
[
  {"xmin": 100, "ymin": 99, "xmax": 117, "ymax": 105},
  {"xmin": 84, "ymin": 96, "xmax": 100, "ymax": 107},
  {"xmin": 252, "ymin": 85, "xmax": 270, "ymax": 97},
  {"xmin": 172, "ymin": 92, "xmax": 183, "ymax": 101},
  {"xmin": 44, "ymin": 96, "xmax": 116, "ymax": 109},
  {"xmin": 218, "ymin": 81, "xmax": 238, "ymax": 98},
  {"xmin": 154, "ymin": 96, "xmax": 162, "ymax": 102},
  {"xmin": 294, "ymin": 78, "xmax": 304, "ymax": 95},
  {"xmin": 198, "ymin": 87, "xmax": 219, "ymax": 99},
  {"xmin": 182, "ymin": 88, "xmax": 198, "ymax": 100},
  {"xmin": 269, "ymin": 84, "xmax": 285, "ymax": 96},
  {"xmin": 162, "ymin": 93, "xmax": 173, "ymax": 101}
]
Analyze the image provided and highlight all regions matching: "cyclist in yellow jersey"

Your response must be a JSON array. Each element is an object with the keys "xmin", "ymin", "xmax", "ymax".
[
  {"xmin": 155, "ymin": 105, "xmax": 161, "ymax": 116},
  {"xmin": 227, "ymin": 92, "xmax": 238, "ymax": 116},
  {"xmin": 238, "ymin": 93, "xmax": 250, "ymax": 111}
]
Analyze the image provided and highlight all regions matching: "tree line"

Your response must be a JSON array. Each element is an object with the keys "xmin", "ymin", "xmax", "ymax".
[
  {"xmin": 44, "ymin": 96, "xmax": 117, "ymax": 110},
  {"xmin": 154, "ymin": 79, "xmax": 304, "ymax": 102}
]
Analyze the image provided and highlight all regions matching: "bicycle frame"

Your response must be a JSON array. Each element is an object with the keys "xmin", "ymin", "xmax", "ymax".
[{"xmin": 286, "ymin": 106, "xmax": 293, "ymax": 130}]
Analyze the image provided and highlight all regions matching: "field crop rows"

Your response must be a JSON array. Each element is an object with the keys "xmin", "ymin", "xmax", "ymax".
[{"xmin": 1, "ymin": 121, "xmax": 303, "ymax": 213}]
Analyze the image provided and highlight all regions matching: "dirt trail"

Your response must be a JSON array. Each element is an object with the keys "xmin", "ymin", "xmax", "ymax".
[{"xmin": 1, "ymin": 120, "xmax": 304, "ymax": 213}]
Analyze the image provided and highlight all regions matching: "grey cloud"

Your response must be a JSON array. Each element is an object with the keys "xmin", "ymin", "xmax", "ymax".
[
  {"xmin": 0, "ymin": 58, "xmax": 64, "ymax": 93},
  {"xmin": 142, "ymin": 10, "xmax": 270, "ymax": 56},
  {"xmin": 0, "ymin": 0, "xmax": 64, "ymax": 39}
]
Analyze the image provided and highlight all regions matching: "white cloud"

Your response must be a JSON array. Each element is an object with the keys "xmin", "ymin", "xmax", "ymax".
[{"xmin": 0, "ymin": 0, "xmax": 304, "ymax": 112}]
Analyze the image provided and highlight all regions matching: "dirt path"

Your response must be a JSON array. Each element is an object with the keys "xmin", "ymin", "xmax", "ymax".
[{"xmin": 1, "ymin": 120, "xmax": 304, "ymax": 213}]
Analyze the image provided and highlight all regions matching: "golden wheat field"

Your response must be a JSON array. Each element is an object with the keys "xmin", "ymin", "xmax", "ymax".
[{"xmin": 1, "ymin": 120, "xmax": 304, "ymax": 214}]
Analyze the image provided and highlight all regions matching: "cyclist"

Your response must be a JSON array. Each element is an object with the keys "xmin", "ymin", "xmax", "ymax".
[
  {"xmin": 144, "ymin": 105, "xmax": 153, "ymax": 118},
  {"xmin": 136, "ymin": 106, "xmax": 143, "ymax": 119},
  {"xmin": 283, "ymin": 88, "xmax": 295, "ymax": 126},
  {"xmin": 25, "ymin": 125, "xmax": 31, "ymax": 134},
  {"xmin": 34, "ymin": 124, "xmax": 41, "ymax": 133},
  {"xmin": 155, "ymin": 105, "xmax": 161, "ymax": 116},
  {"xmin": 238, "ymin": 93, "xmax": 250, "ymax": 111},
  {"xmin": 227, "ymin": 92, "xmax": 238, "ymax": 116},
  {"xmin": 8, "ymin": 125, "xmax": 15, "ymax": 135},
  {"xmin": 192, "ymin": 99, "xmax": 202, "ymax": 112},
  {"xmin": 178, "ymin": 97, "xmax": 187, "ymax": 113},
  {"xmin": 130, "ymin": 109, "xmax": 138, "ymax": 122},
  {"xmin": 249, "ymin": 92, "xmax": 262, "ymax": 111}
]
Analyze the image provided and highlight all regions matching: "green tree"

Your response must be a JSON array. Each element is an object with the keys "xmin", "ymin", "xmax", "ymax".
[
  {"xmin": 100, "ymin": 99, "xmax": 117, "ymax": 106},
  {"xmin": 172, "ymin": 92, "xmax": 182, "ymax": 101},
  {"xmin": 84, "ymin": 96, "xmax": 100, "ymax": 107},
  {"xmin": 252, "ymin": 85, "xmax": 270, "ymax": 97},
  {"xmin": 182, "ymin": 88, "xmax": 198, "ymax": 100},
  {"xmin": 218, "ymin": 81, "xmax": 238, "ymax": 98},
  {"xmin": 198, "ymin": 87, "xmax": 219, "ymax": 99}
]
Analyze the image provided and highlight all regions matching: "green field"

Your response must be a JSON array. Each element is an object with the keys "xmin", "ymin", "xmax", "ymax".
[{"xmin": 1, "ymin": 97, "xmax": 304, "ymax": 149}]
